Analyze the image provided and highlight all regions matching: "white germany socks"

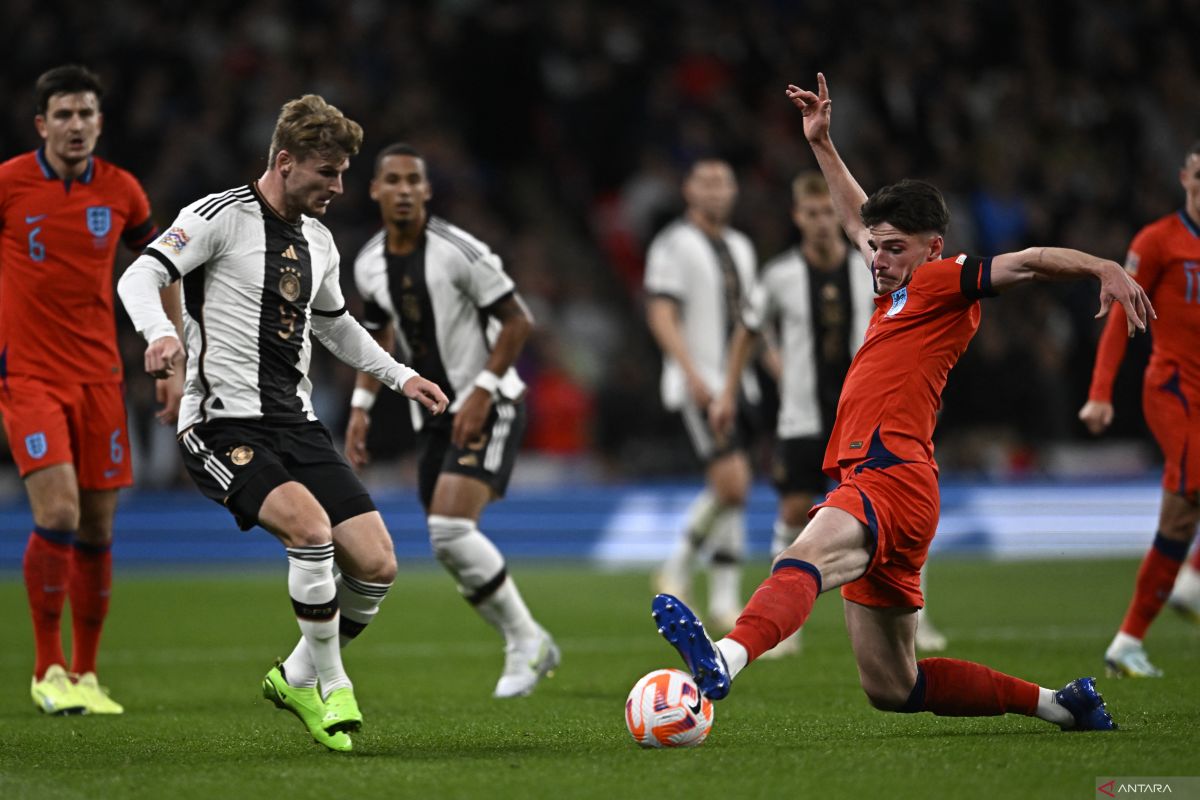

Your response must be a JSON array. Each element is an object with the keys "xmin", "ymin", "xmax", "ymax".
[{"xmin": 285, "ymin": 543, "xmax": 349, "ymax": 698}]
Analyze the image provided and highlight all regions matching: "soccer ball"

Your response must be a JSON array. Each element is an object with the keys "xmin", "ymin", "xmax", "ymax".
[{"xmin": 625, "ymin": 668, "xmax": 714, "ymax": 748}]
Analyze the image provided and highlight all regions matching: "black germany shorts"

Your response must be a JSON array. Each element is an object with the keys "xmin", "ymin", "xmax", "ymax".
[
  {"xmin": 416, "ymin": 400, "xmax": 527, "ymax": 510},
  {"xmin": 771, "ymin": 435, "xmax": 831, "ymax": 496},
  {"xmin": 179, "ymin": 419, "xmax": 375, "ymax": 531}
]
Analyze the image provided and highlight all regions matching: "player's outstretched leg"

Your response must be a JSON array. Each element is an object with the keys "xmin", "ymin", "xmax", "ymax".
[
  {"xmin": 652, "ymin": 594, "xmax": 731, "ymax": 700},
  {"xmin": 1053, "ymin": 677, "xmax": 1118, "ymax": 731},
  {"xmin": 262, "ymin": 663, "xmax": 352, "ymax": 752}
]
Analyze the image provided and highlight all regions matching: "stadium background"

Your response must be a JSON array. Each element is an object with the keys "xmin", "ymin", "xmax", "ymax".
[{"xmin": 0, "ymin": 0, "xmax": 1197, "ymax": 561}]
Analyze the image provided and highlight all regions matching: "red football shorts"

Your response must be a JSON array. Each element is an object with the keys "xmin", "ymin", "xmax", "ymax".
[
  {"xmin": 0, "ymin": 375, "xmax": 132, "ymax": 489},
  {"xmin": 811, "ymin": 460, "xmax": 940, "ymax": 608},
  {"xmin": 1143, "ymin": 363, "xmax": 1200, "ymax": 497}
]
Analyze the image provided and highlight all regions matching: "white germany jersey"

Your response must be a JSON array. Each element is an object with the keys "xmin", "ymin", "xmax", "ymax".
[
  {"xmin": 140, "ymin": 183, "xmax": 349, "ymax": 430},
  {"xmin": 743, "ymin": 248, "xmax": 876, "ymax": 438},
  {"xmin": 643, "ymin": 218, "xmax": 758, "ymax": 410},
  {"xmin": 353, "ymin": 216, "xmax": 524, "ymax": 429}
]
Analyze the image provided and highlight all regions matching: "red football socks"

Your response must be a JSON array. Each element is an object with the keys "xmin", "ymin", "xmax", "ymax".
[
  {"xmin": 69, "ymin": 541, "xmax": 113, "ymax": 675},
  {"xmin": 914, "ymin": 657, "xmax": 1039, "ymax": 716},
  {"xmin": 725, "ymin": 560, "xmax": 821, "ymax": 663},
  {"xmin": 23, "ymin": 528, "xmax": 72, "ymax": 679},
  {"xmin": 1119, "ymin": 534, "xmax": 1187, "ymax": 639}
]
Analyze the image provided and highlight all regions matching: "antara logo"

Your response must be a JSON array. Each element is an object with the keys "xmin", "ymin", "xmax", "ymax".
[{"xmin": 1098, "ymin": 779, "xmax": 1175, "ymax": 796}]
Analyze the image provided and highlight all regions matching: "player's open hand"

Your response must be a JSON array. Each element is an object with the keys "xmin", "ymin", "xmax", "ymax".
[
  {"xmin": 344, "ymin": 408, "xmax": 370, "ymax": 469},
  {"xmin": 1078, "ymin": 400, "xmax": 1114, "ymax": 436},
  {"xmin": 403, "ymin": 375, "xmax": 449, "ymax": 416},
  {"xmin": 785, "ymin": 73, "xmax": 832, "ymax": 144},
  {"xmin": 145, "ymin": 335, "xmax": 183, "ymax": 379},
  {"xmin": 1095, "ymin": 261, "xmax": 1155, "ymax": 336}
]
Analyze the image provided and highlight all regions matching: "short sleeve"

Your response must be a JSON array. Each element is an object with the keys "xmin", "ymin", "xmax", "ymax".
[
  {"xmin": 142, "ymin": 206, "xmax": 225, "ymax": 282},
  {"xmin": 458, "ymin": 249, "xmax": 516, "ymax": 309},
  {"xmin": 644, "ymin": 232, "xmax": 686, "ymax": 300},
  {"xmin": 121, "ymin": 173, "xmax": 157, "ymax": 250}
]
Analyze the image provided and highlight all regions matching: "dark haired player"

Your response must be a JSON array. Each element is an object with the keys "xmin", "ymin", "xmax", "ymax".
[
  {"xmin": 651, "ymin": 74, "xmax": 1152, "ymax": 732},
  {"xmin": 346, "ymin": 143, "xmax": 559, "ymax": 698},
  {"xmin": 0, "ymin": 64, "xmax": 178, "ymax": 715}
]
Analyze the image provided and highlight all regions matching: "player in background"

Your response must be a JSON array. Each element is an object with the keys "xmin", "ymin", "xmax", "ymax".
[
  {"xmin": 118, "ymin": 96, "xmax": 447, "ymax": 752},
  {"xmin": 345, "ymin": 144, "xmax": 559, "ymax": 698},
  {"xmin": 644, "ymin": 158, "xmax": 759, "ymax": 632},
  {"xmin": 1079, "ymin": 141, "xmax": 1200, "ymax": 677},
  {"xmin": 651, "ymin": 74, "xmax": 1153, "ymax": 732},
  {"xmin": 0, "ymin": 64, "xmax": 180, "ymax": 715}
]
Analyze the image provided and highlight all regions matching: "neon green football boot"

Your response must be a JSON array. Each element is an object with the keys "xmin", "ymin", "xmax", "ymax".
[
  {"xmin": 31, "ymin": 664, "xmax": 87, "ymax": 715},
  {"xmin": 321, "ymin": 686, "xmax": 363, "ymax": 735},
  {"xmin": 73, "ymin": 672, "xmax": 124, "ymax": 714},
  {"xmin": 262, "ymin": 664, "xmax": 352, "ymax": 752}
]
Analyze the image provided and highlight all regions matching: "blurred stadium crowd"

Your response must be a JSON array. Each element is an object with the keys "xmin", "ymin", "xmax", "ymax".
[{"xmin": 1, "ymin": 0, "xmax": 1196, "ymax": 487}]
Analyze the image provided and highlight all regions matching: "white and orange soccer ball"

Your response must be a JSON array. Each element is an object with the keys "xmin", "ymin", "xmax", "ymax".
[{"xmin": 625, "ymin": 668, "xmax": 715, "ymax": 748}]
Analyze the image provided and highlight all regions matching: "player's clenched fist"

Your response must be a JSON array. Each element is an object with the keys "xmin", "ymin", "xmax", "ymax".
[{"xmin": 145, "ymin": 335, "xmax": 184, "ymax": 379}]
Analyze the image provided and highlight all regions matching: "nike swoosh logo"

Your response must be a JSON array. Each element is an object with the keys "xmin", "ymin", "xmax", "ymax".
[
  {"xmin": 686, "ymin": 695, "xmax": 703, "ymax": 715},
  {"xmin": 26, "ymin": 214, "xmax": 46, "ymax": 224}
]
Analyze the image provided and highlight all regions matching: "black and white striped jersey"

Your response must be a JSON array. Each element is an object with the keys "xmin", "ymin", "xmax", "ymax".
[
  {"xmin": 742, "ymin": 248, "xmax": 876, "ymax": 438},
  {"xmin": 643, "ymin": 218, "xmax": 759, "ymax": 410},
  {"xmin": 129, "ymin": 183, "xmax": 389, "ymax": 430},
  {"xmin": 354, "ymin": 216, "xmax": 525, "ymax": 429}
]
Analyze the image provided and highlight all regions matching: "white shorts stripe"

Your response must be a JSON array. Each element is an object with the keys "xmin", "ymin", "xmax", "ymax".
[
  {"xmin": 485, "ymin": 404, "xmax": 515, "ymax": 473},
  {"xmin": 185, "ymin": 430, "xmax": 234, "ymax": 486}
]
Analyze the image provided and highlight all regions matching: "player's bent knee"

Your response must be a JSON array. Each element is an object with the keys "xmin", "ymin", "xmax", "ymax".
[
  {"xmin": 34, "ymin": 503, "xmax": 81, "ymax": 533},
  {"xmin": 281, "ymin": 517, "xmax": 333, "ymax": 549},
  {"xmin": 428, "ymin": 514, "xmax": 475, "ymax": 555}
]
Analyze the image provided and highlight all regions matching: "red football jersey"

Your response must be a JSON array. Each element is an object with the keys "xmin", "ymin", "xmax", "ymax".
[
  {"xmin": 1088, "ymin": 210, "xmax": 1200, "ymax": 400},
  {"xmin": 823, "ymin": 255, "xmax": 994, "ymax": 477},
  {"xmin": 0, "ymin": 148, "xmax": 157, "ymax": 383}
]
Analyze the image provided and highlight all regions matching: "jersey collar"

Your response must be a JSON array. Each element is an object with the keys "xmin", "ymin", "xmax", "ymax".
[
  {"xmin": 35, "ymin": 146, "xmax": 94, "ymax": 185},
  {"xmin": 1180, "ymin": 208, "xmax": 1200, "ymax": 239}
]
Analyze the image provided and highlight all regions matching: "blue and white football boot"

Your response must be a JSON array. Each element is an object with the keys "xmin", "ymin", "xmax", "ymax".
[{"xmin": 652, "ymin": 593, "xmax": 731, "ymax": 700}]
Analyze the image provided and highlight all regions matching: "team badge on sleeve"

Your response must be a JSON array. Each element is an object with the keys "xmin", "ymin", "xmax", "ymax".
[
  {"xmin": 86, "ymin": 206, "xmax": 112, "ymax": 238},
  {"xmin": 160, "ymin": 227, "xmax": 191, "ymax": 255},
  {"xmin": 25, "ymin": 432, "xmax": 47, "ymax": 459}
]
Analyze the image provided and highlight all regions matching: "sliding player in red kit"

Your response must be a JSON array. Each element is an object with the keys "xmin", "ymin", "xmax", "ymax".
[
  {"xmin": 0, "ymin": 65, "xmax": 180, "ymax": 714},
  {"xmin": 1080, "ymin": 141, "xmax": 1200, "ymax": 677},
  {"xmin": 649, "ymin": 74, "xmax": 1153, "ymax": 732}
]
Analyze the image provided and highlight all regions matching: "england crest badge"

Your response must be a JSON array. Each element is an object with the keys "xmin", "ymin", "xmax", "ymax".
[
  {"xmin": 86, "ymin": 206, "xmax": 112, "ymax": 238},
  {"xmin": 25, "ymin": 432, "xmax": 47, "ymax": 459}
]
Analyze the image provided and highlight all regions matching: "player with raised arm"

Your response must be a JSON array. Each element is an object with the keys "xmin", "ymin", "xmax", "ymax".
[
  {"xmin": 117, "ymin": 96, "xmax": 447, "ymax": 752},
  {"xmin": 712, "ymin": 172, "xmax": 948, "ymax": 657},
  {"xmin": 650, "ymin": 74, "xmax": 1153, "ymax": 732},
  {"xmin": 644, "ymin": 158, "xmax": 760, "ymax": 632},
  {"xmin": 1080, "ymin": 141, "xmax": 1200, "ymax": 677},
  {"xmin": 345, "ymin": 143, "xmax": 559, "ymax": 697},
  {"xmin": 0, "ymin": 65, "xmax": 180, "ymax": 715}
]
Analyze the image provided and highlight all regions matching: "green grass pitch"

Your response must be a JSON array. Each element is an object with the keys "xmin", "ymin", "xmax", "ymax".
[{"xmin": 1, "ymin": 558, "xmax": 1197, "ymax": 799}]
